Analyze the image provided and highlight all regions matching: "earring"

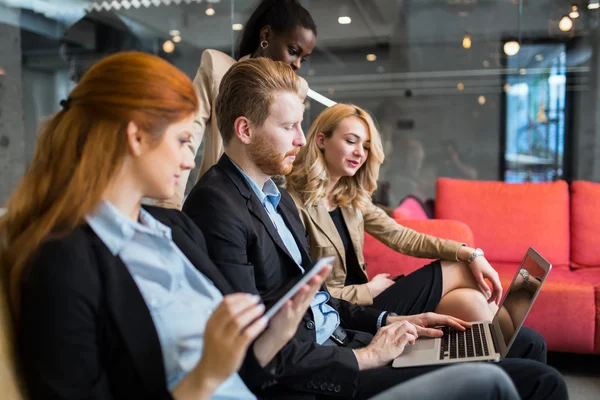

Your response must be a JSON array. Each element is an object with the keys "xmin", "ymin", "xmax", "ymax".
[{"xmin": 260, "ymin": 40, "xmax": 269, "ymax": 49}]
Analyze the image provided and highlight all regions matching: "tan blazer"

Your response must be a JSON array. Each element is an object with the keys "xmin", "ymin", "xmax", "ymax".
[
  {"xmin": 156, "ymin": 50, "xmax": 309, "ymax": 210},
  {"xmin": 287, "ymin": 187, "xmax": 464, "ymax": 306}
]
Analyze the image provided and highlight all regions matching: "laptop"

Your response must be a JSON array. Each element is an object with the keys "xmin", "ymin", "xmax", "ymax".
[{"xmin": 393, "ymin": 247, "xmax": 551, "ymax": 368}]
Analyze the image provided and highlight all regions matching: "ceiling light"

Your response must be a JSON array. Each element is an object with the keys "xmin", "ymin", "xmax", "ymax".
[
  {"xmin": 206, "ymin": 4, "xmax": 215, "ymax": 16},
  {"xmin": 535, "ymin": 54, "xmax": 544, "ymax": 61},
  {"xmin": 482, "ymin": 60, "xmax": 490, "ymax": 67},
  {"xmin": 462, "ymin": 33, "xmax": 472, "ymax": 49},
  {"xmin": 308, "ymin": 68, "xmax": 316, "ymax": 76},
  {"xmin": 519, "ymin": 68, "xmax": 527, "ymax": 75},
  {"xmin": 172, "ymin": 35, "xmax": 181, "ymax": 43},
  {"xmin": 169, "ymin": 29, "xmax": 180, "ymax": 37},
  {"xmin": 569, "ymin": 5, "xmax": 579, "ymax": 19},
  {"xmin": 328, "ymin": 88, "xmax": 335, "ymax": 95},
  {"xmin": 559, "ymin": 16, "xmax": 573, "ymax": 32},
  {"xmin": 162, "ymin": 40, "xmax": 175, "ymax": 53},
  {"xmin": 589, "ymin": 1, "xmax": 600, "ymax": 10},
  {"xmin": 338, "ymin": 16, "xmax": 351, "ymax": 24},
  {"xmin": 504, "ymin": 41, "xmax": 520, "ymax": 56},
  {"xmin": 366, "ymin": 53, "xmax": 377, "ymax": 61},
  {"xmin": 458, "ymin": 11, "xmax": 469, "ymax": 17},
  {"xmin": 457, "ymin": 82, "xmax": 465, "ymax": 91},
  {"xmin": 503, "ymin": 83, "xmax": 510, "ymax": 92},
  {"xmin": 478, "ymin": 95, "xmax": 486, "ymax": 105},
  {"xmin": 232, "ymin": 23, "xmax": 243, "ymax": 31}
]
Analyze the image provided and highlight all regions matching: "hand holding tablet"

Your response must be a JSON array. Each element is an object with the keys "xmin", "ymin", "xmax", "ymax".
[{"xmin": 264, "ymin": 256, "xmax": 335, "ymax": 321}]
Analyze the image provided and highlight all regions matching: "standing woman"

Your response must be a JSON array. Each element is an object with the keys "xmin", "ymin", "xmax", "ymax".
[
  {"xmin": 160, "ymin": 0, "xmax": 317, "ymax": 209},
  {"xmin": 286, "ymin": 104, "xmax": 504, "ymax": 323},
  {"xmin": 0, "ymin": 52, "xmax": 326, "ymax": 400}
]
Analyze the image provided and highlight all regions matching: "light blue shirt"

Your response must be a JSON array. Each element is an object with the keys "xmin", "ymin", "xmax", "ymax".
[
  {"xmin": 87, "ymin": 201, "xmax": 256, "ymax": 399},
  {"xmin": 232, "ymin": 162, "xmax": 340, "ymax": 344}
]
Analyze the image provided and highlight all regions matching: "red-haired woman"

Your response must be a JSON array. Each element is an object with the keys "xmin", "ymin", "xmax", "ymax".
[{"xmin": 0, "ymin": 52, "xmax": 326, "ymax": 400}]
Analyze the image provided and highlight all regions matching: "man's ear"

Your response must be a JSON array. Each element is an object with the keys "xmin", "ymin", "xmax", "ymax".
[
  {"xmin": 233, "ymin": 116, "xmax": 253, "ymax": 145},
  {"xmin": 126, "ymin": 121, "xmax": 144, "ymax": 156}
]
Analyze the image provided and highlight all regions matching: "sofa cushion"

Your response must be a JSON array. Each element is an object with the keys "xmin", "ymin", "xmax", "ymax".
[
  {"xmin": 571, "ymin": 180, "xmax": 600, "ymax": 268},
  {"xmin": 392, "ymin": 196, "xmax": 431, "ymax": 220},
  {"xmin": 435, "ymin": 178, "xmax": 570, "ymax": 266},
  {"xmin": 493, "ymin": 262, "xmax": 597, "ymax": 354},
  {"xmin": 364, "ymin": 219, "xmax": 474, "ymax": 278}
]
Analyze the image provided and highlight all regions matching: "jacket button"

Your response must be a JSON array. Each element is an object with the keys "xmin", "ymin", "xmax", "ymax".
[
  {"xmin": 334, "ymin": 385, "xmax": 341, "ymax": 393},
  {"xmin": 320, "ymin": 383, "xmax": 328, "ymax": 391},
  {"xmin": 306, "ymin": 382, "xmax": 312, "ymax": 389},
  {"xmin": 328, "ymin": 383, "xmax": 335, "ymax": 391},
  {"xmin": 306, "ymin": 320, "xmax": 315, "ymax": 330}
]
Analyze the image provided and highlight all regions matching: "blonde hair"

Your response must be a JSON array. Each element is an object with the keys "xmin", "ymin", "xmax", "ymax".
[
  {"xmin": 0, "ymin": 52, "xmax": 198, "ymax": 315},
  {"xmin": 287, "ymin": 104, "xmax": 384, "ymax": 210},
  {"xmin": 216, "ymin": 57, "xmax": 299, "ymax": 145}
]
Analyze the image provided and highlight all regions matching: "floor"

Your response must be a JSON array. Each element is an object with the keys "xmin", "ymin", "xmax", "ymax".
[{"xmin": 548, "ymin": 352, "xmax": 600, "ymax": 400}]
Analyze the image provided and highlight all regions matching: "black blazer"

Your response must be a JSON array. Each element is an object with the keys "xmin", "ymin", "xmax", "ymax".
[
  {"xmin": 19, "ymin": 206, "xmax": 273, "ymax": 400},
  {"xmin": 183, "ymin": 155, "xmax": 384, "ymax": 398}
]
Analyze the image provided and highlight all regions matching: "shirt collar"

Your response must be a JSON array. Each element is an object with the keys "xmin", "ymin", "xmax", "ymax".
[
  {"xmin": 86, "ymin": 201, "xmax": 172, "ymax": 256},
  {"xmin": 231, "ymin": 159, "xmax": 282, "ymax": 209}
]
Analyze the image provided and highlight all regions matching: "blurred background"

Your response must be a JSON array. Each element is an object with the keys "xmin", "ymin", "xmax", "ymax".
[{"xmin": 1, "ymin": 0, "xmax": 599, "ymax": 206}]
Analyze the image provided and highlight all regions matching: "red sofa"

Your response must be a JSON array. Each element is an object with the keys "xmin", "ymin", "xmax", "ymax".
[{"xmin": 364, "ymin": 178, "xmax": 600, "ymax": 354}]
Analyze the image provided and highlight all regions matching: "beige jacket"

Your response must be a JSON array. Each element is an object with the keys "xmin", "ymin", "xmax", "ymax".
[
  {"xmin": 157, "ymin": 50, "xmax": 308, "ymax": 210},
  {"xmin": 287, "ymin": 187, "xmax": 464, "ymax": 306}
]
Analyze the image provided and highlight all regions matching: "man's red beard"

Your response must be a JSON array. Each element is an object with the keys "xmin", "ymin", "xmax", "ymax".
[{"xmin": 248, "ymin": 133, "xmax": 299, "ymax": 176}]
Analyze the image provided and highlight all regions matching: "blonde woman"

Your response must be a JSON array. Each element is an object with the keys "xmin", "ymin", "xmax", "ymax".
[{"xmin": 286, "ymin": 104, "xmax": 503, "ymax": 322}]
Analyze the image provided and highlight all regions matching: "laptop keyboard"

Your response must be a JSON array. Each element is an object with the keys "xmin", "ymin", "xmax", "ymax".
[{"xmin": 439, "ymin": 323, "xmax": 489, "ymax": 360}]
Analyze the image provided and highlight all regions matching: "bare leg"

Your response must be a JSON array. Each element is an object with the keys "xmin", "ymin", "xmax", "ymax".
[
  {"xmin": 435, "ymin": 288, "xmax": 493, "ymax": 321},
  {"xmin": 437, "ymin": 260, "xmax": 497, "ymax": 321}
]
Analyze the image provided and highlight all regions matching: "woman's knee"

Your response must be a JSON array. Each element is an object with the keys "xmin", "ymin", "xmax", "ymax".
[
  {"xmin": 436, "ymin": 288, "xmax": 493, "ymax": 321},
  {"xmin": 440, "ymin": 260, "xmax": 479, "ymax": 295}
]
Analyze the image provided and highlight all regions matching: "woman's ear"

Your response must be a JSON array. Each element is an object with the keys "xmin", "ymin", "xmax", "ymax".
[
  {"xmin": 316, "ymin": 132, "xmax": 326, "ymax": 150},
  {"xmin": 126, "ymin": 121, "xmax": 143, "ymax": 156},
  {"xmin": 259, "ymin": 25, "xmax": 273, "ymax": 42}
]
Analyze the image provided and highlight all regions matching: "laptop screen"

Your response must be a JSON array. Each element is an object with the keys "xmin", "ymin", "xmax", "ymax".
[{"xmin": 492, "ymin": 249, "xmax": 550, "ymax": 348}]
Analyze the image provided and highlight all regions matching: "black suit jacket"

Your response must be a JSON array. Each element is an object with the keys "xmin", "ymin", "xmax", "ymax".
[
  {"xmin": 183, "ymin": 155, "xmax": 384, "ymax": 398},
  {"xmin": 19, "ymin": 206, "xmax": 273, "ymax": 400}
]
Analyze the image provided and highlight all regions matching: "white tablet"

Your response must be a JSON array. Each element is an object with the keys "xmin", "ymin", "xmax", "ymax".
[{"xmin": 264, "ymin": 256, "xmax": 335, "ymax": 321}]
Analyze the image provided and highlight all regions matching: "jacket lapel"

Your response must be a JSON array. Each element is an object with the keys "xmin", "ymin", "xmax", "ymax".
[
  {"xmin": 305, "ymin": 202, "xmax": 346, "ymax": 266},
  {"xmin": 88, "ymin": 231, "xmax": 167, "ymax": 396},
  {"xmin": 246, "ymin": 195, "xmax": 297, "ymax": 263},
  {"xmin": 341, "ymin": 206, "xmax": 366, "ymax": 267},
  {"xmin": 217, "ymin": 154, "xmax": 298, "ymax": 264},
  {"xmin": 278, "ymin": 196, "xmax": 313, "ymax": 269}
]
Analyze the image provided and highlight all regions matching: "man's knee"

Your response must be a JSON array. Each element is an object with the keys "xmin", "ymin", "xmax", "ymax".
[
  {"xmin": 507, "ymin": 326, "xmax": 547, "ymax": 363},
  {"xmin": 456, "ymin": 364, "xmax": 518, "ymax": 400}
]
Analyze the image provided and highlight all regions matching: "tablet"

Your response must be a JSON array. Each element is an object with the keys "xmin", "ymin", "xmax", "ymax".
[{"xmin": 264, "ymin": 256, "xmax": 335, "ymax": 321}]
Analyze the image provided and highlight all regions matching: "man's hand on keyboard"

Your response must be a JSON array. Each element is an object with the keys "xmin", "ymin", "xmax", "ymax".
[{"xmin": 388, "ymin": 313, "xmax": 472, "ymax": 338}]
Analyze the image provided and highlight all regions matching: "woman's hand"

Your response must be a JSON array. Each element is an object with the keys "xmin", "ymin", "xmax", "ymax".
[
  {"xmin": 175, "ymin": 293, "xmax": 268, "ymax": 399},
  {"xmin": 388, "ymin": 312, "xmax": 471, "ymax": 338},
  {"xmin": 253, "ymin": 265, "xmax": 332, "ymax": 366},
  {"xmin": 367, "ymin": 273, "xmax": 395, "ymax": 298},
  {"xmin": 468, "ymin": 256, "xmax": 503, "ymax": 305}
]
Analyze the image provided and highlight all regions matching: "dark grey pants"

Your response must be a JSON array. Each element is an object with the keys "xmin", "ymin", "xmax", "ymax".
[
  {"xmin": 369, "ymin": 363, "xmax": 519, "ymax": 400},
  {"xmin": 352, "ymin": 327, "xmax": 568, "ymax": 400}
]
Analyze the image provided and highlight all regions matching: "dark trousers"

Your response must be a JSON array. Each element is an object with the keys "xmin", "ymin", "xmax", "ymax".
[{"xmin": 351, "ymin": 327, "xmax": 568, "ymax": 400}]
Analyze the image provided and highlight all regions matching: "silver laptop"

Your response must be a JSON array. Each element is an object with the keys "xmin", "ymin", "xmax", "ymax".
[{"xmin": 393, "ymin": 247, "xmax": 551, "ymax": 368}]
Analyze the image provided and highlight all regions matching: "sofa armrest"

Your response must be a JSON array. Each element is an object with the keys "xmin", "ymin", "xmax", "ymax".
[{"xmin": 363, "ymin": 219, "xmax": 474, "ymax": 278}]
